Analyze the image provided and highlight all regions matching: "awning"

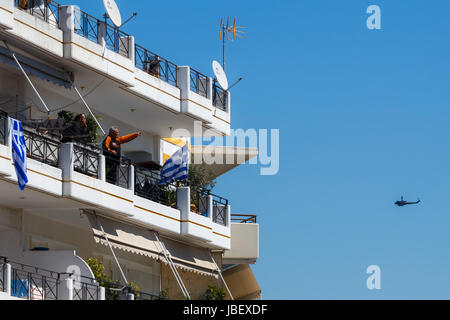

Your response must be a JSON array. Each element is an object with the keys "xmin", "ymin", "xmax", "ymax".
[
  {"xmin": 0, "ymin": 45, "xmax": 72, "ymax": 89},
  {"xmin": 87, "ymin": 214, "xmax": 219, "ymax": 278},
  {"xmin": 163, "ymin": 237, "xmax": 218, "ymax": 278},
  {"xmin": 223, "ymin": 264, "xmax": 261, "ymax": 300}
]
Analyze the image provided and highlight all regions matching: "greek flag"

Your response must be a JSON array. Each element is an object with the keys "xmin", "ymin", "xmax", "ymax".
[
  {"xmin": 159, "ymin": 143, "xmax": 189, "ymax": 185},
  {"xmin": 10, "ymin": 118, "xmax": 28, "ymax": 190}
]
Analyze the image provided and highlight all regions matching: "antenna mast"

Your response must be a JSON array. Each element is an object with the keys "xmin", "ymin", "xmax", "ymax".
[{"xmin": 219, "ymin": 17, "xmax": 246, "ymax": 71}]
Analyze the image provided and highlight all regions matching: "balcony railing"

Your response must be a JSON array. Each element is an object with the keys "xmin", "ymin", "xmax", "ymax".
[
  {"xmin": 73, "ymin": 144, "xmax": 100, "ymax": 178},
  {"xmin": 129, "ymin": 288, "xmax": 166, "ymax": 301},
  {"xmin": 105, "ymin": 154, "xmax": 131, "ymax": 189},
  {"xmin": 72, "ymin": 275, "xmax": 99, "ymax": 301},
  {"xmin": 15, "ymin": 0, "xmax": 60, "ymax": 28},
  {"xmin": 190, "ymin": 68, "xmax": 209, "ymax": 98},
  {"xmin": 191, "ymin": 186, "xmax": 229, "ymax": 225},
  {"xmin": 6, "ymin": 258, "xmax": 61, "ymax": 300},
  {"xmin": 0, "ymin": 257, "xmax": 104, "ymax": 300},
  {"xmin": 23, "ymin": 129, "xmax": 59, "ymax": 168},
  {"xmin": 190, "ymin": 186, "xmax": 210, "ymax": 217},
  {"xmin": 135, "ymin": 165, "xmax": 177, "ymax": 207},
  {"xmin": 213, "ymin": 197, "xmax": 228, "ymax": 226},
  {"xmin": 0, "ymin": 111, "xmax": 7, "ymax": 146},
  {"xmin": 105, "ymin": 22, "xmax": 130, "ymax": 57},
  {"xmin": 74, "ymin": 8, "xmax": 99, "ymax": 44},
  {"xmin": 0, "ymin": 260, "xmax": 5, "ymax": 292},
  {"xmin": 135, "ymin": 44, "xmax": 178, "ymax": 86},
  {"xmin": 213, "ymin": 81, "xmax": 227, "ymax": 111},
  {"xmin": 99, "ymin": 279, "xmax": 165, "ymax": 300},
  {"xmin": 231, "ymin": 214, "xmax": 257, "ymax": 224},
  {"xmin": 13, "ymin": 0, "xmax": 229, "ymax": 109}
]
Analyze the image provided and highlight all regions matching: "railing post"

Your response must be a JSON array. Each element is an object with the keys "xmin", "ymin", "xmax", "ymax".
[
  {"xmin": 98, "ymin": 20, "xmax": 106, "ymax": 47},
  {"xmin": 177, "ymin": 186, "xmax": 190, "ymax": 219},
  {"xmin": 59, "ymin": 143, "xmax": 74, "ymax": 190},
  {"xmin": 126, "ymin": 293, "xmax": 134, "ymax": 300},
  {"xmin": 58, "ymin": 278, "xmax": 73, "ymax": 300},
  {"xmin": 226, "ymin": 90, "xmax": 231, "ymax": 113},
  {"xmin": 119, "ymin": 34, "xmax": 133, "ymax": 59},
  {"xmin": 207, "ymin": 76, "xmax": 213, "ymax": 100},
  {"xmin": 98, "ymin": 286, "xmax": 105, "ymax": 300},
  {"xmin": 207, "ymin": 195, "xmax": 213, "ymax": 219},
  {"xmin": 128, "ymin": 36, "xmax": 135, "ymax": 62},
  {"xmin": 5, "ymin": 263, "xmax": 11, "ymax": 296},
  {"xmin": 5, "ymin": 116, "xmax": 11, "ymax": 148},
  {"xmin": 98, "ymin": 154, "xmax": 106, "ymax": 182},
  {"xmin": 128, "ymin": 164, "xmax": 134, "ymax": 192},
  {"xmin": 177, "ymin": 66, "xmax": 190, "ymax": 112},
  {"xmin": 226, "ymin": 204, "xmax": 231, "ymax": 228},
  {"xmin": 60, "ymin": 5, "xmax": 75, "ymax": 40}
]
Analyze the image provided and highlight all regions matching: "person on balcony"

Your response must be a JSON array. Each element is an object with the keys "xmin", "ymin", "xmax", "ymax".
[
  {"xmin": 18, "ymin": 0, "xmax": 28, "ymax": 10},
  {"xmin": 61, "ymin": 113, "xmax": 89, "ymax": 144},
  {"xmin": 102, "ymin": 127, "xmax": 142, "ymax": 185}
]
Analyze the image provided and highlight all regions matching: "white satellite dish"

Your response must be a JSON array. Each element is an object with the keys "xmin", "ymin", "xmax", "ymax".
[
  {"xmin": 103, "ymin": 0, "xmax": 122, "ymax": 28},
  {"xmin": 212, "ymin": 60, "xmax": 228, "ymax": 91}
]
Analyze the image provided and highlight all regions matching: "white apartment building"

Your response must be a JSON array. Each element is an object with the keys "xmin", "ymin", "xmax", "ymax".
[{"xmin": 0, "ymin": 0, "xmax": 260, "ymax": 300}]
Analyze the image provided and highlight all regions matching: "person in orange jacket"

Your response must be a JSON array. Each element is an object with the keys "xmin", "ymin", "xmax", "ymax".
[
  {"xmin": 102, "ymin": 126, "xmax": 143, "ymax": 185},
  {"xmin": 102, "ymin": 126, "xmax": 142, "ymax": 157}
]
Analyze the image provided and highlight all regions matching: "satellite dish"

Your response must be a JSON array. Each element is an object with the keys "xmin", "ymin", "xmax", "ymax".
[
  {"xmin": 103, "ymin": 0, "xmax": 122, "ymax": 27},
  {"xmin": 212, "ymin": 60, "xmax": 228, "ymax": 91}
]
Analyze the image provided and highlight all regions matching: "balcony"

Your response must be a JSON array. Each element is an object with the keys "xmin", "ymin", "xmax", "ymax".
[
  {"xmin": 0, "ymin": 0, "xmax": 231, "ymax": 135},
  {"xmin": 0, "ymin": 256, "xmax": 98, "ymax": 300},
  {"xmin": 0, "ymin": 114, "xmax": 232, "ymax": 249},
  {"xmin": 23, "ymin": 128, "xmax": 60, "ymax": 168},
  {"xmin": 135, "ymin": 44, "xmax": 177, "ymax": 87},
  {"xmin": 0, "ymin": 256, "xmax": 164, "ymax": 300},
  {"xmin": 14, "ymin": 0, "xmax": 227, "ymax": 114},
  {"xmin": 223, "ymin": 215, "xmax": 259, "ymax": 265},
  {"xmin": 14, "ymin": 0, "xmax": 60, "ymax": 27}
]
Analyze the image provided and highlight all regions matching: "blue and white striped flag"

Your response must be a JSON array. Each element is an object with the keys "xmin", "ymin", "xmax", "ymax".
[
  {"xmin": 10, "ymin": 118, "xmax": 28, "ymax": 190},
  {"xmin": 159, "ymin": 143, "xmax": 189, "ymax": 185}
]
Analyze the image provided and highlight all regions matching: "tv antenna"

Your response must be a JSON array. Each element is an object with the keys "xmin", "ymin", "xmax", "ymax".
[{"xmin": 219, "ymin": 17, "xmax": 246, "ymax": 71}]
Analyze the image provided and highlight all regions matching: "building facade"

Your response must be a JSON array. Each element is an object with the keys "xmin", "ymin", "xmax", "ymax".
[{"xmin": 0, "ymin": 0, "xmax": 259, "ymax": 300}]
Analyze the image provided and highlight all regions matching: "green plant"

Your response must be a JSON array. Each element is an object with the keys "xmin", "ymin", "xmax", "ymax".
[
  {"xmin": 58, "ymin": 110, "xmax": 75, "ymax": 124},
  {"xmin": 85, "ymin": 257, "xmax": 108, "ymax": 282},
  {"xmin": 85, "ymin": 258, "xmax": 139, "ymax": 300},
  {"xmin": 128, "ymin": 280, "xmax": 142, "ymax": 298},
  {"xmin": 58, "ymin": 110, "xmax": 102, "ymax": 143},
  {"xmin": 203, "ymin": 286, "xmax": 226, "ymax": 300},
  {"xmin": 188, "ymin": 164, "xmax": 216, "ymax": 190},
  {"xmin": 158, "ymin": 288, "xmax": 169, "ymax": 300},
  {"xmin": 189, "ymin": 164, "xmax": 217, "ymax": 212},
  {"xmin": 167, "ymin": 190, "xmax": 177, "ymax": 208}
]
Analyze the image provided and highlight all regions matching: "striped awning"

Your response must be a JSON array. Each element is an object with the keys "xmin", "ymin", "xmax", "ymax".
[
  {"xmin": 87, "ymin": 214, "xmax": 218, "ymax": 278},
  {"xmin": 223, "ymin": 264, "xmax": 262, "ymax": 300}
]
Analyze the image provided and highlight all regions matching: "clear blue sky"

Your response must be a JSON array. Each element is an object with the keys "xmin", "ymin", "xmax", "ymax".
[{"xmin": 70, "ymin": 0, "xmax": 450, "ymax": 299}]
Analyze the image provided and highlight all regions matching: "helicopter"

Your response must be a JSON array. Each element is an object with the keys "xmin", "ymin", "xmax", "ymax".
[{"xmin": 395, "ymin": 196, "xmax": 421, "ymax": 207}]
